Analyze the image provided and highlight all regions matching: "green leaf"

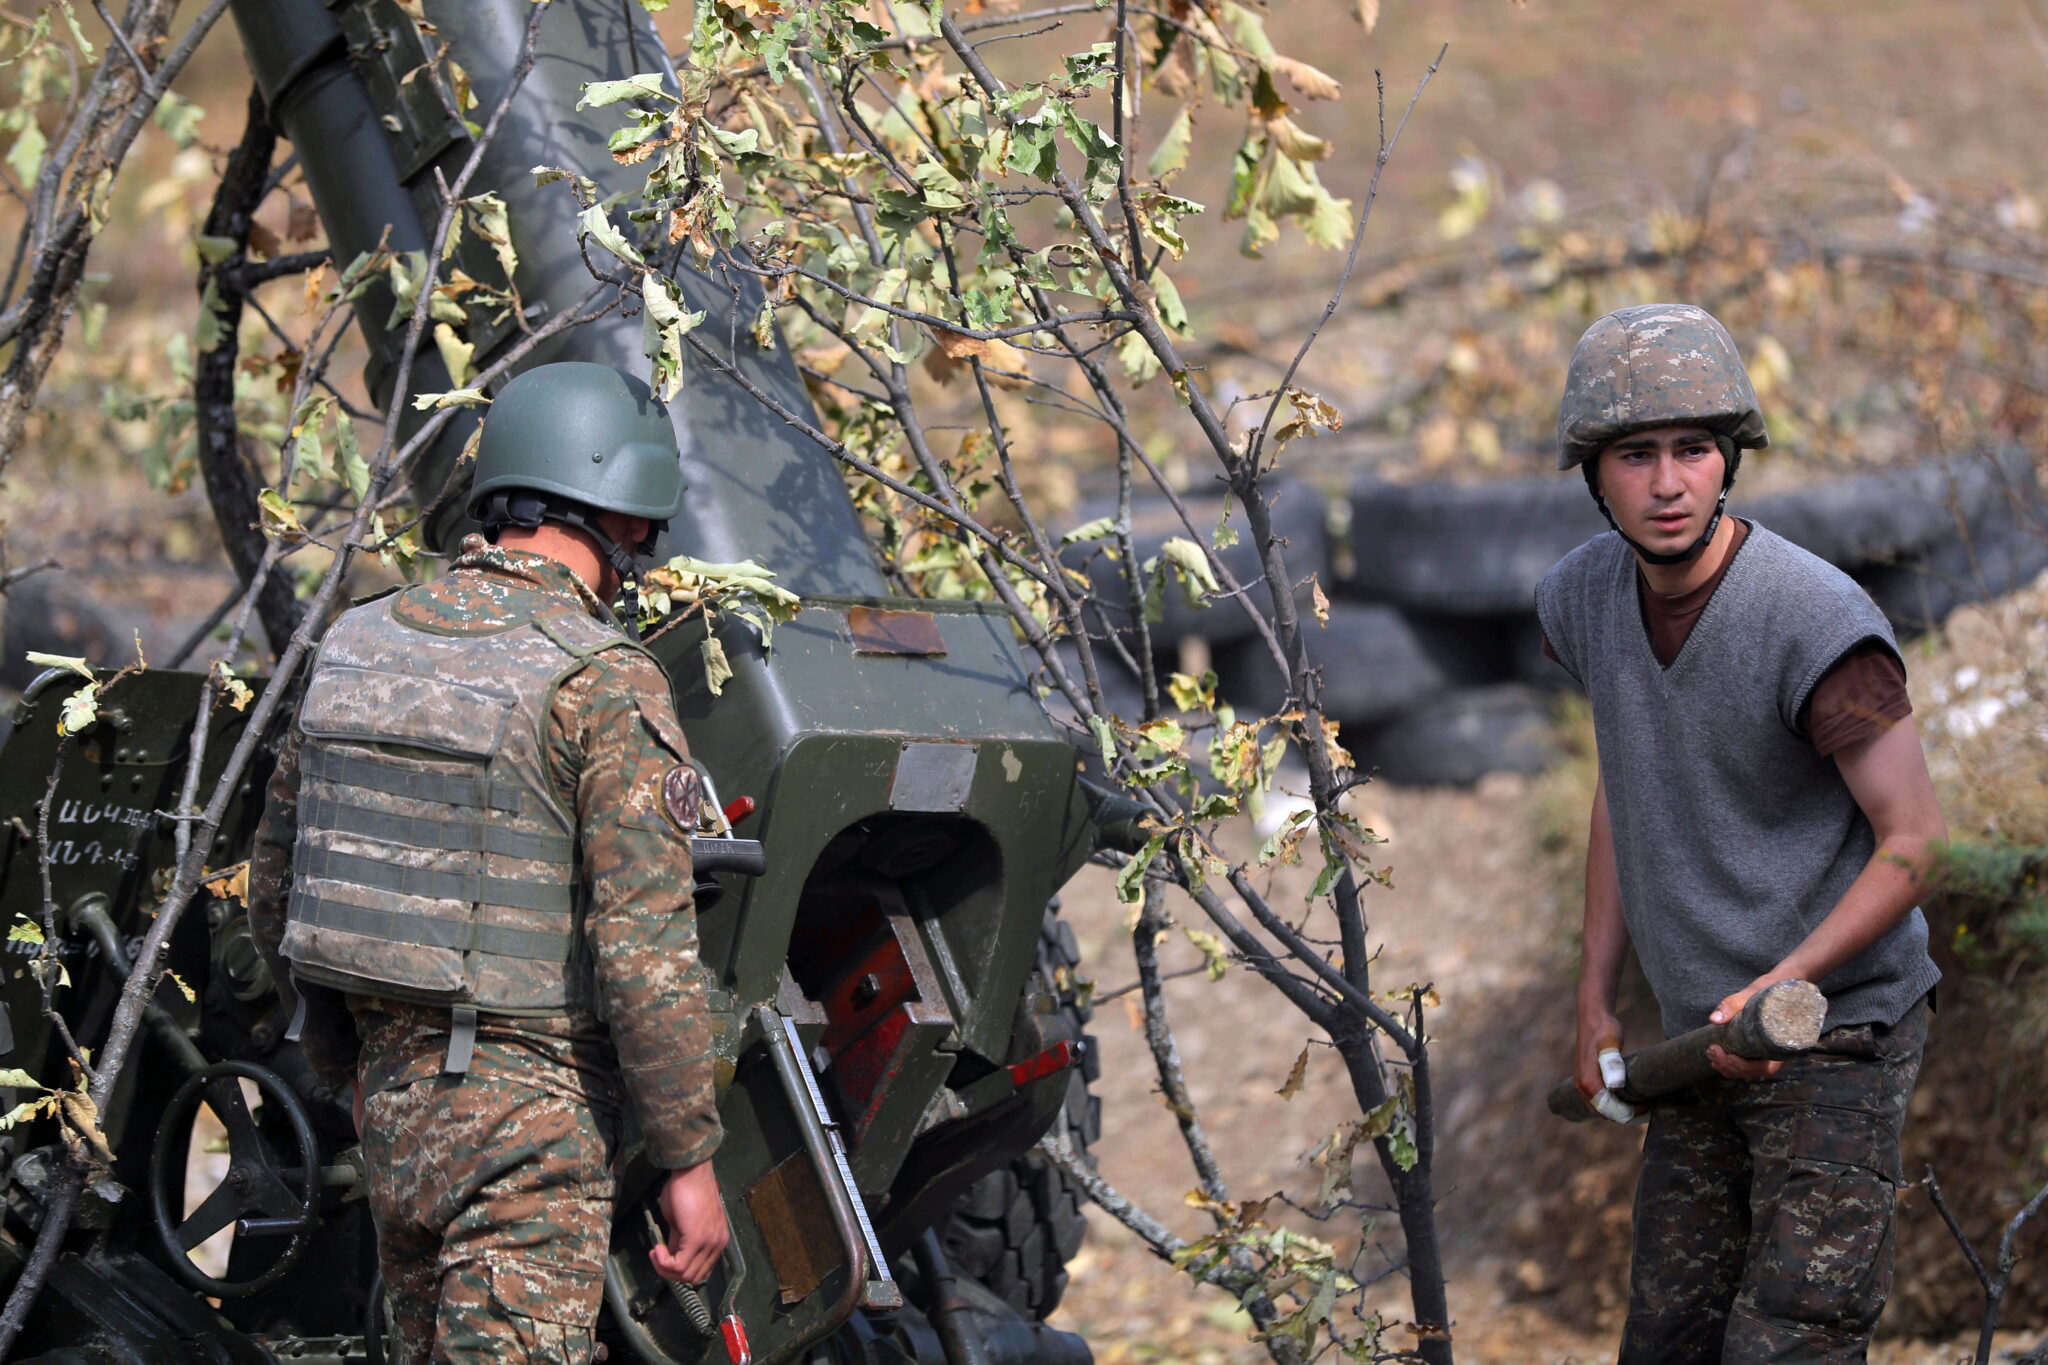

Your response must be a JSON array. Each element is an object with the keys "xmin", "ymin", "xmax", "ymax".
[
  {"xmin": 195, "ymin": 278, "xmax": 229, "ymax": 352},
  {"xmin": 577, "ymin": 73, "xmax": 674, "ymax": 109},
  {"xmin": 1168, "ymin": 669, "xmax": 1218, "ymax": 713},
  {"xmin": 1086, "ymin": 713, "xmax": 1117, "ymax": 767},
  {"xmin": 58, "ymin": 682, "xmax": 100, "ymax": 736},
  {"xmin": 1004, "ymin": 114, "xmax": 1059, "ymax": 181},
  {"xmin": 1148, "ymin": 105, "xmax": 1193, "ymax": 181},
  {"xmin": 337, "ymin": 416, "xmax": 368, "ymax": 501},
  {"xmin": 467, "ymin": 192, "xmax": 518, "ymax": 281},
  {"xmin": 1063, "ymin": 43, "xmax": 1116, "ymax": 91},
  {"xmin": 1226, "ymin": 132, "xmax": 1267, "ymax": 220},
  {"xmin": 707, "ymin": 124, "xmax": 761, "ymax": 158},
  {"xmin": 1308, "ymin": 854, "xmax": 1343, "ymax": 901},
  {"xmin": 384, "ymin": 250, "xmax": 423, "ymax": 330},
  {"xmin": 25, "ymin": 652, "xmax": 94, "ymax": 681},
  {"xmin": 1115, "ymin": 831, "xmax": 1168, "ymax": 903},
  {"xmin": 641, "ymin": 274, "xmax": 706, "ymax": 402},
  {"xmin": 872, "ymin": 188, "xmax": 930, "ymax": 235},
  {"xmin": 1158, "ymin": 536, "xmax": 1220, "ymax": 607},
  {"xmin": 0, "ymin": 1097, "xmax": 57, "ymax": 1132},
  {"xmin": 6, "ymin": 120, "xmax": 45, "ymax": 189},
  {"xmin": 1059, "ymin": 516, "xmax": 1119, "ymax": 545},
  {"xmin": 411, "ymin": 387, "xmax": 490, "ymax": 411},
  {"xmin": 1185, "ymin": 926, "xmax": 1229, "ymax": 980},
  {"xmin": 578, "ymin": 205, "xmax": 644, "ymax": 265},
  {"xmin": 1303, "ymin": 184, "xmax": 1356, "ymax": 250},
  {"xmin": 700, "ymin": 634, "xmax": 733, "ymax": 697},
  {"xmin": 152, "ymin": 91, "xmax": 204, "ymax": 150},
  {"xmin": 257, "ymin": 487, "xmax": 305, "ymax": 540},
  {"xmin": 1059, "ymin": 108, "xmax": 1121, "ymax": 203},
  {"xmin": 1134, "ymin": 716, "xmax": 1185, "ymax": 758},
  {"xmin": 54, "ymin": 1, "xmax": 94, "ymax": 62},
  {"xmin": 194, "ymin": 234, "xmax": 238, "ymax": 265},
  {"xmin": 288, "ymin": 395, "xmax": 332, "ymax": 488},
  {"xmin": 0, "ymin": 1067, "xmax": 45, "ymax": 1090},
  {"xmin": 910, "ymin": 159, "xmax": 968, "ymax": 211},
  {"xmin": 6, "ymin": 919, "xmax": 45, "ymax": 947},
  {"xmin": 1150, "ymin": 269, "xmax": 1189, "ymax": 335},
  {"xmin": 531, "ymin": 164, "xmax": 599, "ymax": 198},
  {"xmin": 433, "ymin": 322, "xmax": 476, "ymax": 387}
]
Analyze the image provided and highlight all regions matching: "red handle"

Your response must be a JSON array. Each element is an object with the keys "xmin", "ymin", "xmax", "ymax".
[{"xmin": 721, "ymin": 1314, "xmax": 752, "ymax": 1365}]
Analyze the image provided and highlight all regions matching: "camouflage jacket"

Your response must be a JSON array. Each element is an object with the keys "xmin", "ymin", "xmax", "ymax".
[{"xmin": 249, "ymin": 537, "xmax": 722, "ymax": 1169}]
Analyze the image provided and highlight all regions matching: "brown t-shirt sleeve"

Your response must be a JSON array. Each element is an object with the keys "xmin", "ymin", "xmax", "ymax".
[{"xmin": 1800, "ymin": 642, "xmax": 1912, "ymax": 756}]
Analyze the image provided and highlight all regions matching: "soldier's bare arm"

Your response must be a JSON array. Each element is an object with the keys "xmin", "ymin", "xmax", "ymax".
[
  {"xmin": 1705, "ymin": 716, "xmax": 1946, "ymax": 1079},
  {"xmin": 1575, "ymin": 777, "xmax": 1633, "ymax": 1118}
]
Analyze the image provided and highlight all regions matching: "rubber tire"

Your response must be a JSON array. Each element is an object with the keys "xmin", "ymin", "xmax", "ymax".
[
  {"xmin": 1510, "ymin": 616, "xmax": 1580, "ymax": 691},
  {"xmin": 1857, "ymin": 485, "xmax": 2048, "ymax": 635},
  {"xmin": 1362, "ymin": 683, "xmax": 1557, "ymax": 786},
  {"xmin": 1215, "ymin": 601, "xmax": 1509, "ymax": 725},
  {"xmin": 0, "ymin": 573, "xmax": 123, "ymax": 692},
  {"xmin": 1746, "ymin": 446, "xmax": 2040, "ymax": 567},
  {"xmin": 1346, "ymin": 474, "xmax": 1607, "ymax": 615},
  {"xmin": 1066, "ymin": 479, "xmax": 1332, "ymax": 648},
  {"xmin": 939, "ymin": 908, "xmax": 1100, "ymax": 1321},
  {"xmin": 1344, "ymin": 450, "xmax": 2043, "ymax": 615}
]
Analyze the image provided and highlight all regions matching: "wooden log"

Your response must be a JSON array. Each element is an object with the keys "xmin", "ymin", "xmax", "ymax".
[{"xmin": 1547, "ymin": 980, "xmax": 1828, "ymax": 1123}]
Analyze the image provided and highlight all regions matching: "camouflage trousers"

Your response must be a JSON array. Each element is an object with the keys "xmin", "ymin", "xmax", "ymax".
[
  {"xmin": 362, "ymin": 1069, "xmax": 621, "ymax": 1365},
  {"xmin": 1620, "ymin": 998, "xmax": 1928, "ymax": 1365}
]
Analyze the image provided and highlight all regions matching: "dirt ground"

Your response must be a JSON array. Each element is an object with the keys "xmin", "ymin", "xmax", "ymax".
[{"xmin": 1043, "ymin": 702, "xmax": 2048, "ymax": 1363}]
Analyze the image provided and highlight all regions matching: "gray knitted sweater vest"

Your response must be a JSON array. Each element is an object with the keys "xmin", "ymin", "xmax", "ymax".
[{"xmin": 1535, "ymin": 523, "xmax": 1940, "ymax": 1036}]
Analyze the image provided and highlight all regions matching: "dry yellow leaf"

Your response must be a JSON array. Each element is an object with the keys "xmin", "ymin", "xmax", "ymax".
[
  {"xmin": 928, "ymin": 327, "xmax": 1031, "ymax": 390},
  {"xmin": 1276, "ymin": 1042, "xmax": 1311, "ymax": 1100},
  {"xmin": 1268, "ymin": 54, "xmax": 1342, "ymax": 101}
]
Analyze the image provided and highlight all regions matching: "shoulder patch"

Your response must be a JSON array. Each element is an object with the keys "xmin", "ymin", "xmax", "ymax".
[{"xmin": 663, "ymin": 765, "xmax": 704, "ymax": 836}]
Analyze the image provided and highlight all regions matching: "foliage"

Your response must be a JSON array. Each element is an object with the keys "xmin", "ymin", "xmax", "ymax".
[{"xmin": 554, "ymin": 4, "xmax": 1464, "ymax": 1357}]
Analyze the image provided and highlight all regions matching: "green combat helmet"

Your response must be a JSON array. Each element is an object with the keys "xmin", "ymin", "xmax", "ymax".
[
  {"xmin": 1557, "ymin": 303, "xmax": 1770, "ymax": 565},
  {"xmin": 468, "ymin": 361, "xmax": 684, "ymax": 629}
]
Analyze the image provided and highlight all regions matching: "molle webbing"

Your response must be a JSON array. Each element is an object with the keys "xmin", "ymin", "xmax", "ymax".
[
  {"xmin": 290, "ymin": 895, "xmax": 574, "ymax": 962},
  {"xmin": 301, "ymin": 744, "xmax": 525, "ymax": 813},
  {"xmin": 299, "ymin": 793, "xmax": 573, "ymax": 863},
  {"xmin": 283, "ymin": 590, "xmax": 635, "ymax": 1034},
  {"xmin": 295, "ymin": 846, "xmax": 575, "ymax": 913}
]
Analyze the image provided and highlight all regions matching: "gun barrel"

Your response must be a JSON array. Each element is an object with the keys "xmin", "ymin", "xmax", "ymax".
[{"xmin": 1546, "ymin": 979, "xmax": 1827, "ymax": 1123}]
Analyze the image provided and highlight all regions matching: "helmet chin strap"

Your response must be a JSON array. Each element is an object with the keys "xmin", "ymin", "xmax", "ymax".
[{"xmin": 1582, "ymin": 438, "xmax": 1740, "ymax": 568}]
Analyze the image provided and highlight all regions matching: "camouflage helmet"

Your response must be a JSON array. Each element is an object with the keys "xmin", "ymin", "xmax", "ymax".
[
  {"xmin": 468, "ymin": 362, "xmax": 684, "ymax": 522},
  {"xmin": 1556, "ymin": 304, "xmax": 1770, "ymax": 471}
]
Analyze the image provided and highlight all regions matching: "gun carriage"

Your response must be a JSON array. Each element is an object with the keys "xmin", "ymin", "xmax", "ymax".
[{"xmin": 0, "ymin": 5, "xmax": 1138, "ymax": 1361}]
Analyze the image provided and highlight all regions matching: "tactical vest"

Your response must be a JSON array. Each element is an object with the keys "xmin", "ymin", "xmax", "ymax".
[{"xmin": 282, "ymin": 590, "xmax": 639, "ymax": 1068}]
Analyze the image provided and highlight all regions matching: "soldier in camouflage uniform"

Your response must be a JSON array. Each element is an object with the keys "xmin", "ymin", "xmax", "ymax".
[
  {"xmin": 248, "ymin": 362, "xmax": 726, "ymax": 1364},
  {"xmin": 1533, "ymin": 305, "xmax": 1947, "ymax": 1362}
]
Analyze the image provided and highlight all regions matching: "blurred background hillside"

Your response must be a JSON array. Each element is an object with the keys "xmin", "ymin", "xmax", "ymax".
[{"xmin": 5, "ymin": 1, "xmax": 2047, "ymax": 1361}]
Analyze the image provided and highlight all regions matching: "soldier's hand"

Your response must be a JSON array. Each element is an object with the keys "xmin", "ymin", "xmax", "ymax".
[
  {"xmin": 652, "ymin": 1160, "xmax": 729, "ymax": 1285},
  {"xmin": 1574, "ymin": 1008, "xmax": 1635, "ymax": 1123},
  {"xmin": 1707, "ymin": 974, "xmax": 1788, "ymax": 1081}
]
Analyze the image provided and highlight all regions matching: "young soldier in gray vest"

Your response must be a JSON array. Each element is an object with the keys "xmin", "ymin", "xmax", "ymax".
[
  {"xmin": 248, "ymin": 362, "xmax": 726, "ymax": 1365},
  {"xmin": 1534, "ymin": 305, "xmax": 1946, "ymax": 1363}
]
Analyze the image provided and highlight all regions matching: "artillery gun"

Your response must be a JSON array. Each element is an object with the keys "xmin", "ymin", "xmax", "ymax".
[{"xmin": 0, "ymin": 3, "xmax": 1141, "ymax": 1360}]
